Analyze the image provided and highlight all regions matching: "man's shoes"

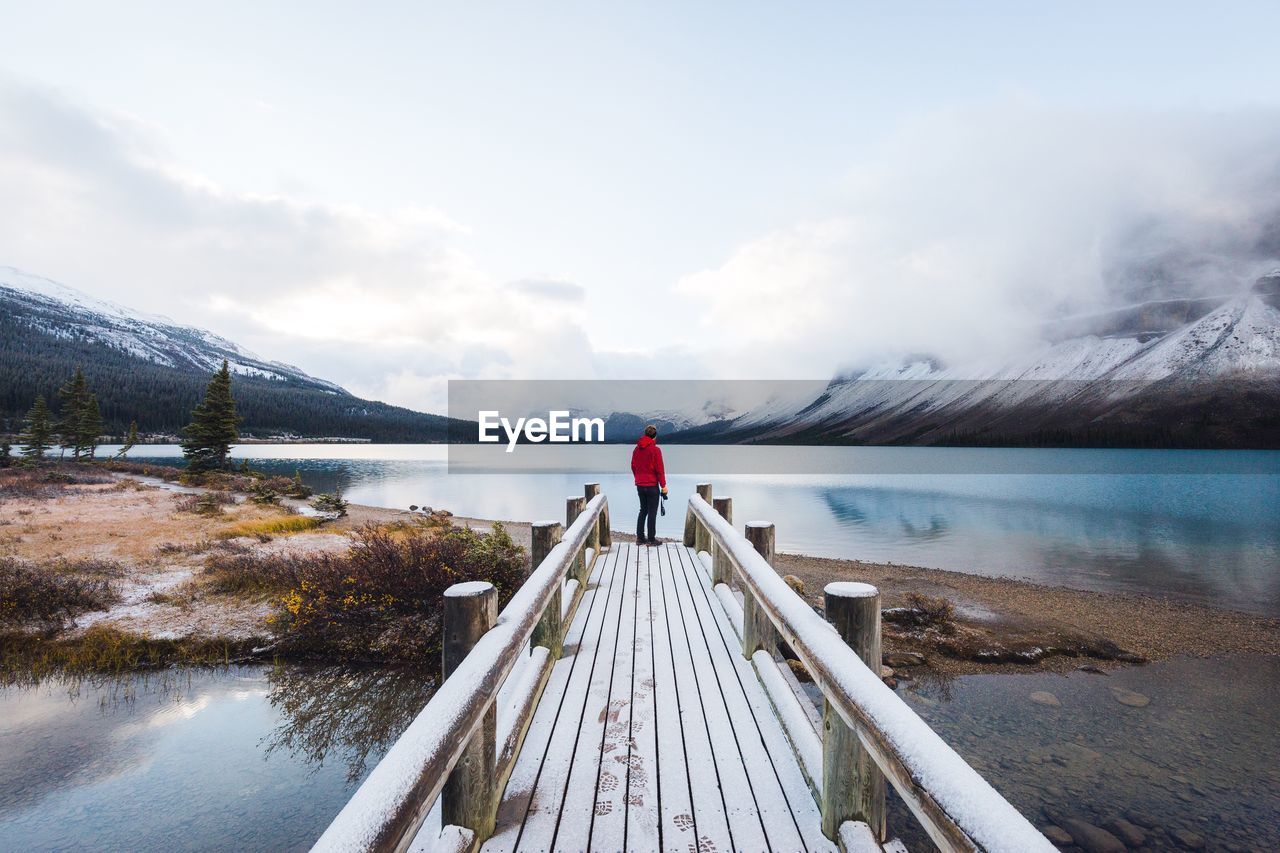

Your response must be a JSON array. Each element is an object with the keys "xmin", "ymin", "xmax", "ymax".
[{"xmin": 645, "ymin": 538, "xmax": 662, "ymax": 546}]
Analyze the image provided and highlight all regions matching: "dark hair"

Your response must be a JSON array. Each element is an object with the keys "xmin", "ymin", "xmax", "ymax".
[{"xmin": 644, "ymin": 424, "xmax": 658, "ymax": 438}]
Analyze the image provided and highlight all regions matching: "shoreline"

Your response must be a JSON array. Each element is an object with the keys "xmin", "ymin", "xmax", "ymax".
[
  {"xmin": 346, "ymin": 502, "xmax": 1280, "ymax": 678},
  {"xmin": 2, "ymin": 469, "xmax": 1276, "ymax": 682}
]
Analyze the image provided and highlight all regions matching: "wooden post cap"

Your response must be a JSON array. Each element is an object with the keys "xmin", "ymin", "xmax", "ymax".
[
  {"xmin": 445, "ymin": 580, "xmax": 496, "ymax": 599},
  {"xmin": 823, "ymin": 581, "xmax": 879, "ymax": 599}
]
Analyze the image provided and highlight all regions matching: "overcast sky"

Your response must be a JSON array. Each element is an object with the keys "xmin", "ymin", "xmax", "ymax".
[{"xmin": 2, "ymin": 2, "xmax": 1279, "ymax": 411}]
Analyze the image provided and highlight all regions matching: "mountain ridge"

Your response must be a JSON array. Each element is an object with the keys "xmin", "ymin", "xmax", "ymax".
[
  {"xmin": 0, "ymin": 267, "xmax": 459, "ymax": 442},
  {"xmin": 661, "ymin": 276, "xmax": 1280, "ymax": 448}
]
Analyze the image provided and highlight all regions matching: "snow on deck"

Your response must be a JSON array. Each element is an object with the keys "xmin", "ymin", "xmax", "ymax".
[{"xmin": 475, "ymin": 541, "xmax": 839, "ymax": 853}]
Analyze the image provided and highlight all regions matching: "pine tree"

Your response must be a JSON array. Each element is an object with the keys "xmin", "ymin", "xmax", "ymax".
[
  {"xmin": 117, "ymin": 420, "xmax": 139, "ymax": 459},
  {"xmin": 80, "ymin": 393, "xmax": 103, "ymax": 459},
  {"xmin": 20, "ymin": 395, "xmax": 54, "ymax": 459},
  {"xmin": 57, "ymin": 369, "xmax": 91, "ymax": 458},
  {"xmin": 181, "ymin": 360, "xmax": 240, "ymax": 471}
]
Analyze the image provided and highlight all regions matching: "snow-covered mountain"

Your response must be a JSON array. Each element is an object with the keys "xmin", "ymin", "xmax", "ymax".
[
  {"xmin": 672, "ymin": 272, "xmax": 1280, "ymax": 447},
  {"xmin": 0, "ymin": 266, "xmax": 346, "ymax": 393},
  {"xmin": 0, "ymin": 266, "xmax": 456, "ymax": 441}
]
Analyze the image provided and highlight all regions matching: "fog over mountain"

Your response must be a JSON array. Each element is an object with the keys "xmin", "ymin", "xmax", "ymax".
[
  {"xmin": 677, "ymin": 106, "xmax": 1280, "ymax": 382},
  {"xmin": 5, "ymin": 66, "xmax": 1280, "ymax": 414}
]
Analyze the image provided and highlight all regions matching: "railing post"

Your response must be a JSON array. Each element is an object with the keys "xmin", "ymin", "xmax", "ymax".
[
  {"xmin": 711, "ymin": 496, "xmax": 733, "ymax": 585},
  {"xmin": 584, "ymin": 483, "xmax": 610, "ymax": 548},
  {"xmin": 531, "ymin": 521, "xmax": 564, "ymax": 657},
  {"xmin": 821, "ymin": 582, "xmax": 886, "ymax": 841},
  {"xmin": 442, "ymin": 582, "xmax": 499, "ymax": 839},
  {"xmin": 742, "ymin": 521, "xmax": 780, "ymax": 659},
  {"xmin": 583, "ymin": 483, "xmax": 602, "ymax": 555},
  {"xmin": 566, "ymin": 495, "xmax": 587, "ymax": 583},
  {"xmin": 693, "ymin": 483, "xmax": 713, "ymax": 554},
  {"xmin": 683, "ymin": 505, "xmax": 696, "ymax": 547}
]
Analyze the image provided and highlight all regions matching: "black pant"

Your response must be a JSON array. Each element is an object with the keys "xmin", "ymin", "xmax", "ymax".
[{"xmin": 636, "ymin": 485, "xmax": 660, "ymax": 542}]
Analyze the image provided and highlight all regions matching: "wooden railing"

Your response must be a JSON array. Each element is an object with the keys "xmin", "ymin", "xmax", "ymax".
[
  {"xmin": 312, "ymin": 485, "xmax": 611, "ymax": 853},
  {"xmin": 685, "ymin": 485, "xmax": 1053, "ymax": 853}
]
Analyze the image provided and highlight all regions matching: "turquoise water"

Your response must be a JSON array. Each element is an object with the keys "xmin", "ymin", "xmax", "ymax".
[{"xmin": 106, "ymin": 444, "xmax": 1280, "ymax": 616}]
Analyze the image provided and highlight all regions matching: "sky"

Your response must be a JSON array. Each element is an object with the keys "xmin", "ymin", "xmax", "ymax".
[{"xmin": 2, "ymin": 2, "xmax": 1280, "ymax": 412}]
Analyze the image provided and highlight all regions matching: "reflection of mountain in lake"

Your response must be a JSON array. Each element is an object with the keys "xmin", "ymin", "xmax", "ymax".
[
  {"xmin": 812, "ymin": 481, "xmax": 1280, "ymax": 614},
  {"xmin": 0, "ymin": 665, "xmax": 437, "ymax": 851}
]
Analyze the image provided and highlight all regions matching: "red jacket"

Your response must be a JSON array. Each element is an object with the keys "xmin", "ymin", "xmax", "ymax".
[{"xmin": 631, "ymin": 435, "xmax": 666, "ymax": 488}]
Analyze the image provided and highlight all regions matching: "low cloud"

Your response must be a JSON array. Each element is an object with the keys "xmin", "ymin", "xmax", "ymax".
[
  {"xmin": 4, "ymin": 78, "xmax": 1279, "ymax": 406},
  {"xmin": 676, "ymin": 100, "xmax": 1280, "ymax": 377},
  {"xmin": 0, "ymin": 75, "xmax": 595, "ymax": 412},
  {"xmin": 508, "ymin": 278, "xmax": 585, "ymax": 302}
]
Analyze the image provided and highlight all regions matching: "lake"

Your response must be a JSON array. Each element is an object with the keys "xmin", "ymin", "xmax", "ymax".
[
  {"xmin": 104, "ymin": 443, "xmax": 1280, "ymax": 616},
  {"xmin": 3, "ymin": 657, "xmax": 1276, "ymax": 851},
  {"xmin": 0, "ymin": 665, "xmax": 431, "ymax": 852},
  {"xmin": 5, "ymin": 443, "xmax": 1278, "ymax": 850}
]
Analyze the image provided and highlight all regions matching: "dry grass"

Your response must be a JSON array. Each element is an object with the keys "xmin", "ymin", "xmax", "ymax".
[
  {"xmin": 0, "ymin": 464, "xmax": 113, "ymax": 501},
  {"xmin": 0, "ymin": 478, "xmax": 297, "ymax": 564},
  {"xmin": 220, "ymin": 516, "xmax": 325, "ymax": 539},
  {"xmin": 0, "ymin": 625, "xmax": 259, "ymax": 682}
]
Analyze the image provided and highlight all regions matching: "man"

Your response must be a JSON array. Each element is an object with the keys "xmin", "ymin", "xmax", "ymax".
[{"xmin": 631, "ymin": 424, "xmax": 667, "ymax": 546}]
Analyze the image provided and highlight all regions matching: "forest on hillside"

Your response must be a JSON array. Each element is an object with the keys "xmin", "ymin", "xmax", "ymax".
[{"xmin": 0, "ymin": 311, "xmax": 456, "ymax": 442}]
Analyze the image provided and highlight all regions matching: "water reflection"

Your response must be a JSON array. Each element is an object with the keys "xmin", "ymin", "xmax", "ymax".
[
  {"xmin": 0, "ymin": 664, "xmax": 435, "ymax": 852},
  {"xmin": 264, "ymin": 664, "xmax": 436, "ymax": 783}
]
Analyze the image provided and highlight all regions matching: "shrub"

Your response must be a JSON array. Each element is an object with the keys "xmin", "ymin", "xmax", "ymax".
[
  {"xmin": 312, "ymin": 492, "xmax": 349, "ymax": 517},
  {"xmin": 157, "ymin": 539, "xmax": 216, "ymax": 556},
  {"xmin": 286, "ymin": 471, "xmax": 313, "ymax": 499},
  {"xmin": 0, "ymin": 557, "xmax": 120, "ymax": 627},
  {"xmin": 0, "ymin": 463, "xmax": 113, "ymax": 502},
  {"xmin": 266, "ymin": 521, "xmax": 525, "ymax": 661},
  {"xmin": 883, "ymin": 593, "xmax": 956, "ymax": 632},
  {"xmin": 906, "ymin": 593, "xmax": 955, "ymax": 626},
  {"xmin": 175, "ymin": 491, "xmax": 237, "ymax": 516},
  {"xmin": 203, "ymin": 552, "xmax": 299, "ymax": 597}
]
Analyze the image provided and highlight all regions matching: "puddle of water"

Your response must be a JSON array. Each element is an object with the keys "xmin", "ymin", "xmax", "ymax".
[
  {"xmin": 885, "ymin": 654, "xmax": 1280, "ymax": 850},
  {"xmin": 0, "ymin": 665, "xmax": 434, "ymax": 852}
]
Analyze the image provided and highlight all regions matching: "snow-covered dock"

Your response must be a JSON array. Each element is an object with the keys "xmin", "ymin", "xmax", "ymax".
[{"xmin": 313, "ymin": 485, "xmax": 1052, "ymax": 853}]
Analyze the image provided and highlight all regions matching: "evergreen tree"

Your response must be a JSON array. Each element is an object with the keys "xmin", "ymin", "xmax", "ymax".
[
  {"xmin": 57, "ymin": 369, "xmax": 91, "ymax": 458},
  {"xmin": 1, "ymin": 441, "xmax": 11, "ymax": 468},
  {"xmin": 117, "ymin": 420, "xmax": 139, "ymax": 459},
  {"xmin": 181, "ymin": 360, "xmax": 240, "ymax": 471},
  {"xmin": 80, "ymin": 393, "xmax": 103, "ymax": 459},
  {"xmin": 19, "ymin": 395, "xmax": 54, "ymax": 459}
]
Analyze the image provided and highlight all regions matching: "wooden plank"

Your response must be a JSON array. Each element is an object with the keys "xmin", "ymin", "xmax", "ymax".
[
  {"xmin": 655, "ymin": 543, "xmax": 734, "ymax": 851},
  {"xmin": 689, "ymin": 553, "xmax": 836, "ymax": 852},
  {"xmin": 580, "ymin": 543, "xmax": 641, "ymax": 851},
  {"xmin": 662, "ymin": 544, "xmax": 771, "ymax": 852},
  {"xmin": 481, "ymin": 547, "xmax": 616, "ymax": 852},
  {"xmin": 622, "ymin": 541, "xmax": 661, "ymax": 851},
  {"xmin": 671, "ymin": 545, "xmax": 818, "ymax": 853},
  {"xmin": 543, "ymin": 542, "xmax": 631, "ymax": 850},
  {"xmin": 647, "ymin": 541, "xmax": 697, "ymax": 851},
  {"xmin": 496, "ymin": 546, "xmax": 625, "ymax": 851}
]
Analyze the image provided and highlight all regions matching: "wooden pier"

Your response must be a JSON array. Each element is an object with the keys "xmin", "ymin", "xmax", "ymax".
[{"xmin": 313, "ymin": 486, "xmax": 1053, "ymax": 853}]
